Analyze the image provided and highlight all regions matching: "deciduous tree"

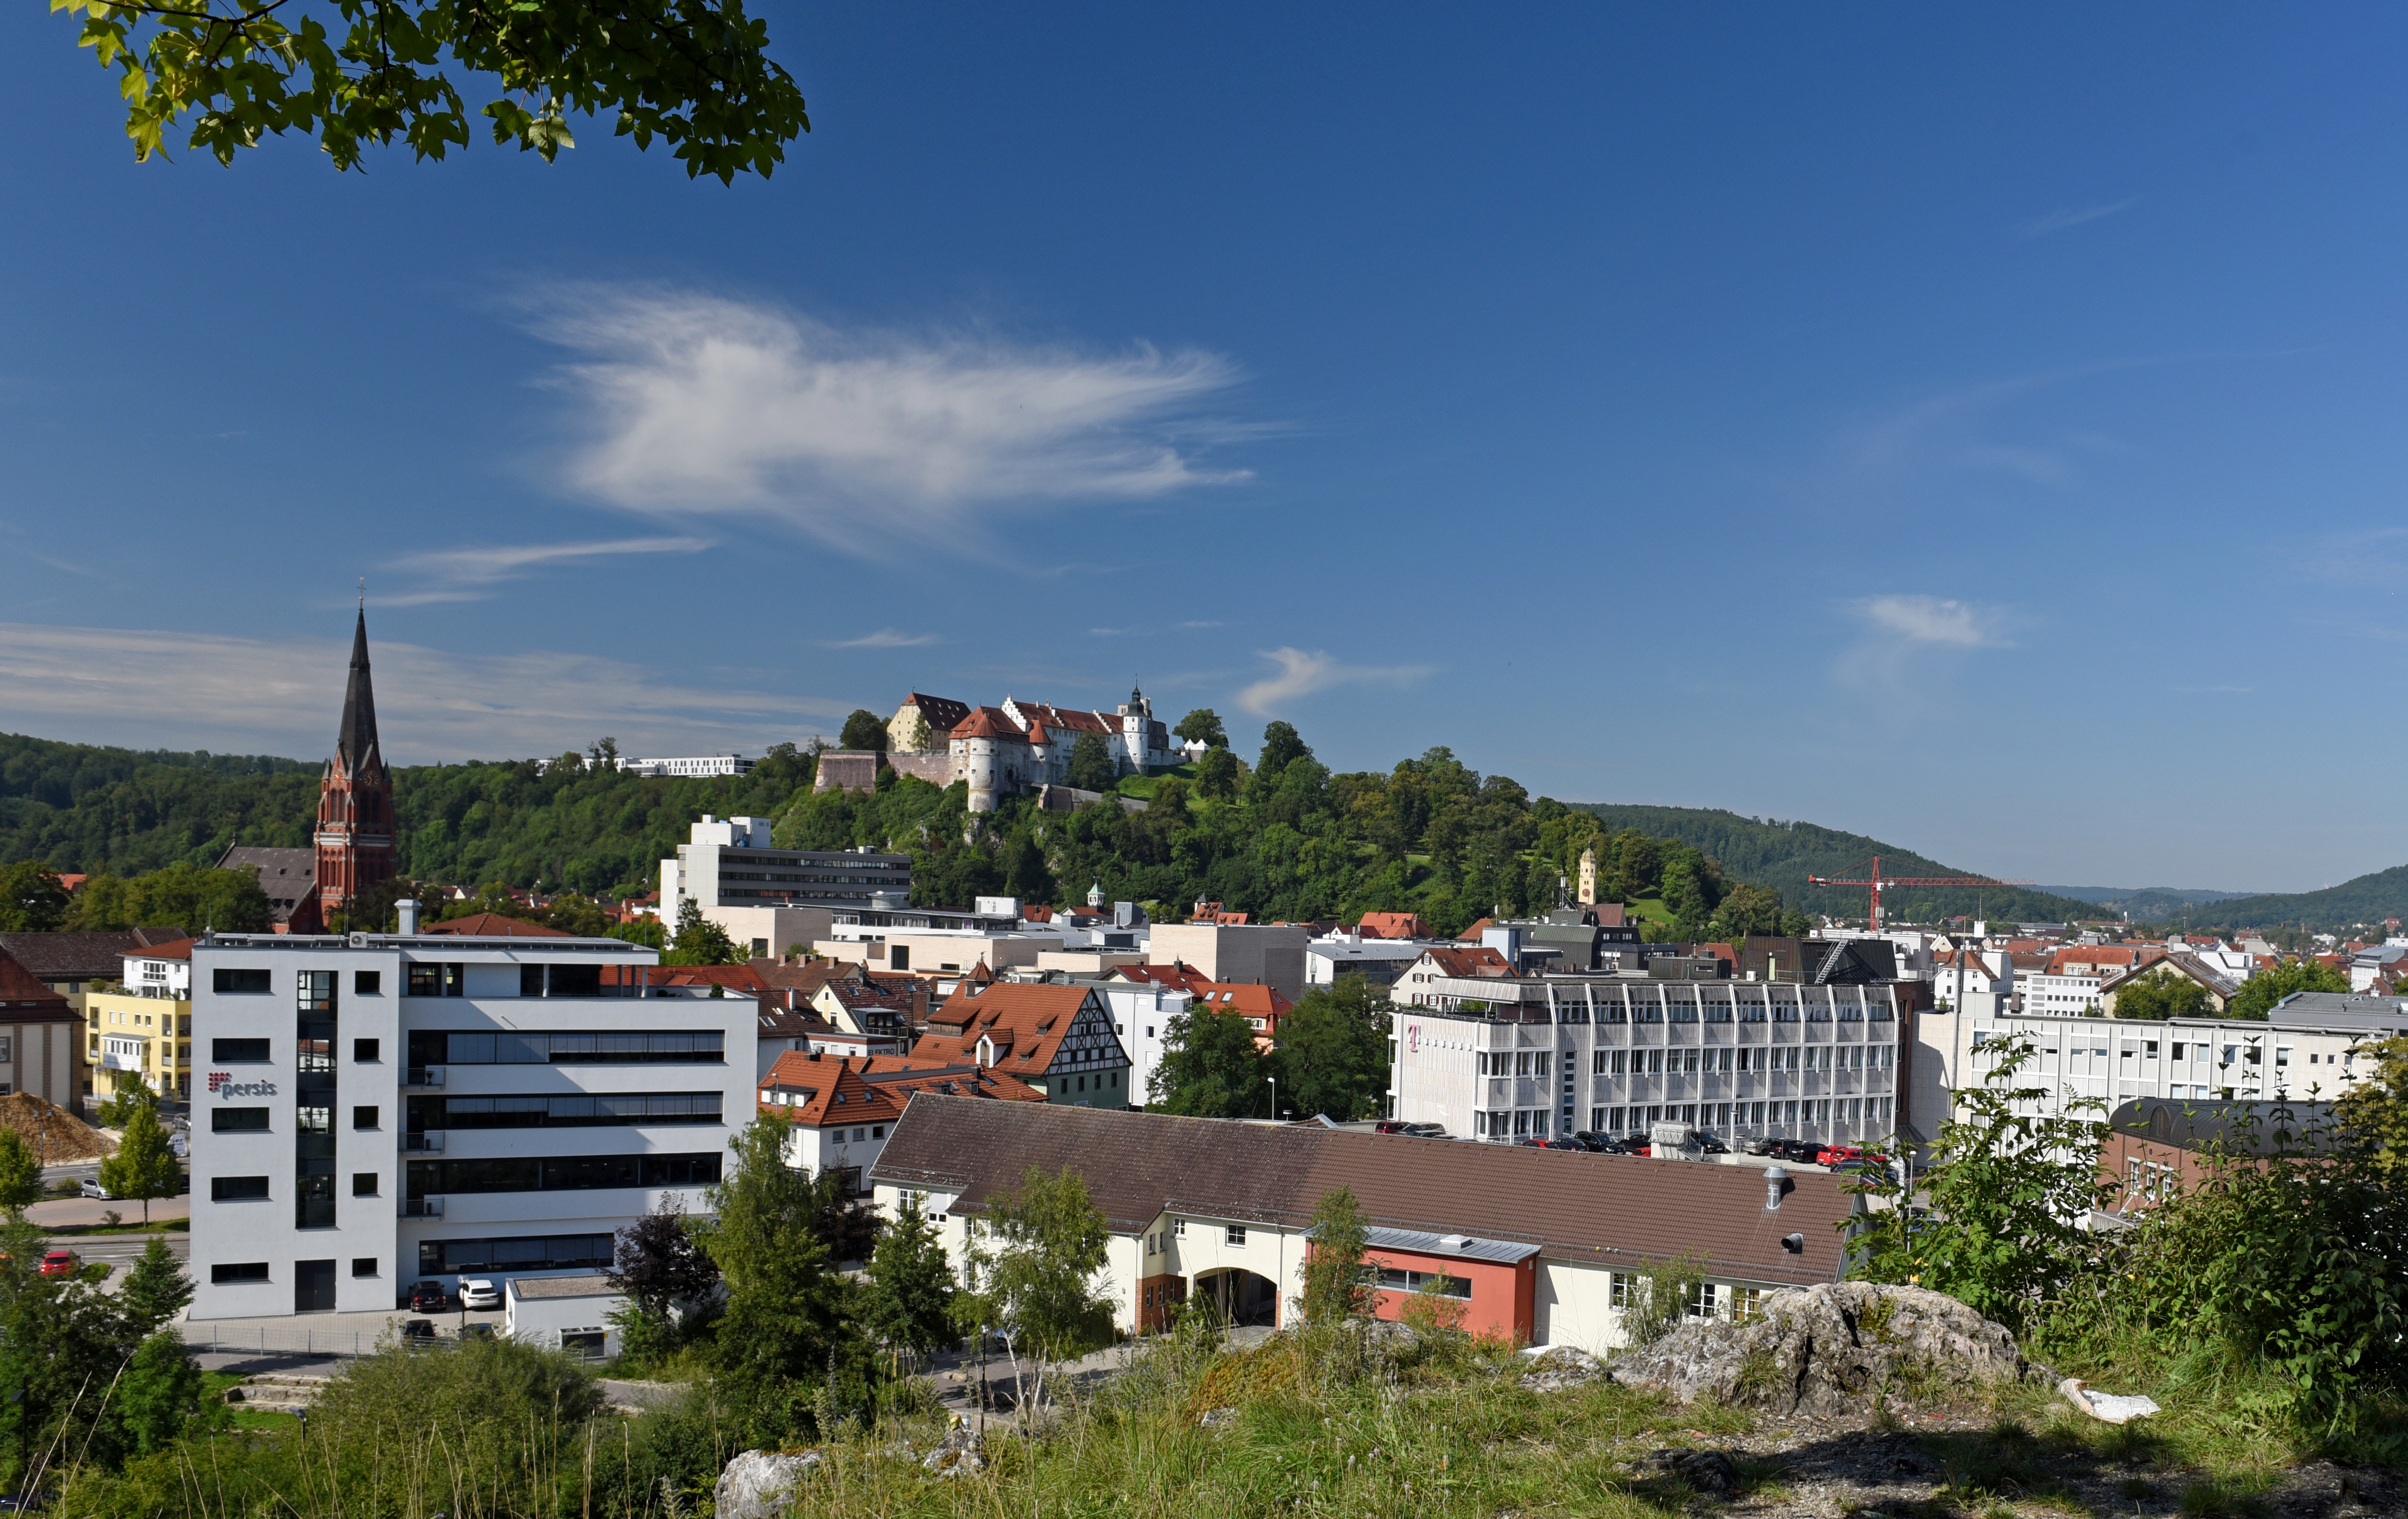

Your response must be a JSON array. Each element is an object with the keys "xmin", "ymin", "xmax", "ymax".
[
  {"xmin": 839, "ymin": 710, "xmax": 890, "ymax": 752},
  {"xmin": 1150, "ymin": 1005, "xmax": 1267, "ymax": 1117},
  {"xmin": 661, "ymin": 898, "xmax": 741, "ymax": 966},
  {"xmin": 1065, "ymin": 734, "xmax": 1118, "ymax": 793},
  {"xmin": 0, "ymin": 1131, "xmax": 40, "ymax": 1219},
  {"xmin": 606, "ymin": 1196, "xmax": 719, "ymax": 1357},
  {"xmin": 2225, "ymin": 958, "xmax": 2350, "ymax": 1021},
  {"xmin": 700, "ymin": 1117, "xmax": 856, "ymax": 1415},
  {"xmin": 0, "ymin": 863, "xmax": 67, "ymax": 933},
  {"xmin": 53, "ymin": 0, "xmax": 809, "ymax": 180},
  {"xmin": 2112, "ymin": 966, "xmax": 2212, "ymax": 1022},
  {"xmin": 964, "ymin": 1167, "xmax": 1113, "ymax": 1424},
  {"xmin": 1274, "ymin": 975, "xmax": 1390, "ymax": 1121},
  {"xmin": 1174, "ymin": 709, "xmax": 1227, "ymax": 749},
  {"xmin": 100, "ymin": 1098, "xmax": 182, "ymax": 1227},
  {"xmin": 864, "ymin": 1194, "xmax": 958, "ymax": 1358},
  {"xmin": 1300, "ymin": 1186, "xmax": 1373, "ymax": 1324}
]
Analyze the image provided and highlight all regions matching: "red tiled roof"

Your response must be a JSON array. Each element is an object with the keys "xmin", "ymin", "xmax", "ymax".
[
  {"xmin": 1110, "ymin": 962, "xmax": 1214, "ymax": 996},
  {"xmin": 758, "ymin": 1051, "xmax": 1043, "ymax": 1128},
  {"xmin": 1353, "ymin": 912, "xmax": 1430, "ymax": 940},
  {"xmin": 0, "ymin": 949, "xmax": 71, "ymax": 1013},
  {"xmin": 421, "ymin": 912, "xmax": 570, "ymax": 938},
  {"xmin": 119, "ymin": 937, "xmax": 195, "ymax": 963},
  {"xmin": 914, "ymin": 982, "xmax": 1102, "ymax": 1075},
  {"xmin": 1413, "ymin": 946, "xmax": 1515, "ymax": 979},
  {"xmin": 951, "ymin": 707, "xmax": 1025, "ymax": 742}
]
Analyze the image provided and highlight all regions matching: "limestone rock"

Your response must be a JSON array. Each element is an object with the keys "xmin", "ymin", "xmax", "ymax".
[
  {"xmin": 713, "ymin": 1449, "xmax": 823, "ymax": 1519},
  {"xmin": 1197, "ymin": 1406, "xmax": 1240, "ymax": 1429},
  {"xmin": 1612, "ymin": 1282, "xmax": 2050, "ymax": 1417},
  {"xmin": 922, "ymin": 1422, "xmax": 987, "ymax": 1478},
  {"xmin": 1519, "ymin": 1346, "xmax": 1607, "ymax": 1393}
]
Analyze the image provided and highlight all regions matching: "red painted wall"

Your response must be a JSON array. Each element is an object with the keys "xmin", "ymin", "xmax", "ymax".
[{"xmin": 1365, "ymin": 1247, "xmax": 1534, "ymax": 1346}]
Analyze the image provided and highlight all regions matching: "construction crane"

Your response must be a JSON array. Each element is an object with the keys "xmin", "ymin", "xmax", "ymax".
[{"xmin": 1805, "ymin": 856, "xmax": 2036, "ymax": 933}]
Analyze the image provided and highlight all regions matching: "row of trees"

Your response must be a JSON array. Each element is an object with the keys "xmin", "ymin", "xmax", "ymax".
[
  {"xmin": 0, "ymin": 860, "xmax": 272, "ymax": 934},
  {"xmin": 603, "ymin": 1114, "xmax": 1120, "ymax": 1438},
  {"xmin": 2109, "ymin": 957, "xmax": 2350, "ymax": 1022}
]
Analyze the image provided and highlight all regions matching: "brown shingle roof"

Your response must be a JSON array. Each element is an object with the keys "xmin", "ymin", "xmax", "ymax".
[
  {"xmin": 0, "ymin": 931, "xmax": 185, "ymax": 981},
  {"xmin": 872, "ymin": 1098, "xmax": 1851, "ymax": 1288}
]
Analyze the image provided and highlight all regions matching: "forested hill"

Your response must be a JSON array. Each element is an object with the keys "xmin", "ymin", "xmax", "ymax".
[
  {"xmin": 2136, "ymin": 865, "xmax": 2408, "ymax": 934},
  {"xmin": 1571, "ymin": 803, "xmax": 2109, "ymax": 926},
  {"xmin": 9, "ymin": 724, "xmax": 2116, "ymax": 933},
  {"xmin": 0, "ymin": 731, "xmax": 814, "ymax": 897}
]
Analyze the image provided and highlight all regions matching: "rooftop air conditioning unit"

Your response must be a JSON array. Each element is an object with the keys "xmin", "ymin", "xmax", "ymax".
[{"xmin": 1440, "ymin": 1234, "xmax": 1471, "ymax": 1251}]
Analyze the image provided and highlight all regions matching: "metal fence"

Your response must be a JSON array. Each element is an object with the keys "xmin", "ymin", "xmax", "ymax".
[{"xmin": 189, "ymin": 1324, "xmax": 386, "ymax": 1358}]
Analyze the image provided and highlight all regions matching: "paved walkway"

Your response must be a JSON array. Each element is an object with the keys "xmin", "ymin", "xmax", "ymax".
[{"xmin": 28, "ymin": 1196, "xmax": 188, "ymax": 1228}]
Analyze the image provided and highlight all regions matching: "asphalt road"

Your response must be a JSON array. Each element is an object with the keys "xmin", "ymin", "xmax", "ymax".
[{"xmin": 45, "ymin": 1231, "xmax": 189, "ymax": 1268}]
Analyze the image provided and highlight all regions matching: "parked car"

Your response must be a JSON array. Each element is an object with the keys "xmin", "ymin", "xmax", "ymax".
[
  {"xmin": 399, "ymin": 1318, "xmax": 438, "ymax": 1346},
  {"xmin": 408, "ymin": 1280, "xmax": 450, "ymax": 1312},
  {"xmin": 458, "ymin": 1323, "xmax": 499, "ymax": 1343},
  {"xmin": 1512, "ymin": 1137, "xmax": 1551, "ymax": 1148},
  {"xmin": 1373, "ymin": 1120, "xmax": 1409, "ymax": 1135},
  {"xmin": 458, "ymin": 1278, "xmax": 502, "ymax": 1310},
  {"xmin": 1628, "ymin": 1142, "xmax": 1652, "ymax": 1158},
  {"xmin": 1816, "ymin": 1144, "xmax": 1866, "ymax": 1167},
  {"xmin": 78, "ymin": 1179, "xmax": 112, "ymax": 1201},
  {"xmin": 1771, "ymin": 1139, "xmax": 1822, "ymax": 1163},
  {"xmin": 1400, "ymin": 1122, "xmax": 1447, "ymax": 1138},
  {"xmin": 1542, "ymin": 1138, "xmax": 1585, "ymax": 1151},
  {"xmin": 1739, "ymin": 1137, "xmax": 1775, "ymax": 1156},
  {"xmin": 1696, "ymin": 1134, "xmax": 1731, "ymax": 1155},
  {"xmin": 38, "ymin": 1249, "xmax": 80, "ymax": 1278}
]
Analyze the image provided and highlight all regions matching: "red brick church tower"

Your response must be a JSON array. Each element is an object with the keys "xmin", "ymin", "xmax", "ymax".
[{"xmin": 315, "ymin": 609, "xmax": 396, "ymax": 924}]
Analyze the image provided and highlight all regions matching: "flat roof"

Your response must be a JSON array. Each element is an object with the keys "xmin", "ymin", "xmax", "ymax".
[
  {"xmin": 1361, "ymin": 1224, "xmax": 1541, "ymax": 1265},
  {"xmin": 507, "ymin": 1274, "xmax": 620, "ymax": 1300}
]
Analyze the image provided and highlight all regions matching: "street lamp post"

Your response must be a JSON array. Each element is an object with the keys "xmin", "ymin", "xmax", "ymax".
[{"xmin": 1267, "ymin": 1075, "xmax": 1277, "ymax": 1122}]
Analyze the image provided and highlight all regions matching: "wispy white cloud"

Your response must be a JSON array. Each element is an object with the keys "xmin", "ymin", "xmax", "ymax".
[
  {"xmin": 2024, "ymin": 200, "xmax": 2135, "ymax": 237},
  {"xmin": 825, "ymin": 629, "xmax": 940, "ymax": 649},
  {"xmin": 1834, "ymin": 596, "xmax": 2014, "ymax": 701},
  {"xmin": 382, "ymin": 536, "xmax": 712, "ymax": 605},
  {"xmin": 1236, "ymin": 647, "xmax": 1432, "ymax": 716},
  {"xmin": 1180, "ymin": 619, "xmax": 1224, "ymax": 629},
  {"xmin": 530, "ymin": 288, "xmax": 1250, "ymax": 547},
  {"xmin": 0, "ymin": 621, "xmax": 850, "ymax": 762},
  {"xmin": 1856, "ymin": 595, "xmax": 2008, "ymax": 648}
]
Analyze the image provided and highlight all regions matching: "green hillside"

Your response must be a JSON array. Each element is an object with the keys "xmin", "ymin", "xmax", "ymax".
[
  {"xmin": 2134, "ymin": 866, "xmax": 2408, "ymax": 934},
  {"xmin": 1571, "ymin": 803, "xmax": 2110, "ymax": 926}
]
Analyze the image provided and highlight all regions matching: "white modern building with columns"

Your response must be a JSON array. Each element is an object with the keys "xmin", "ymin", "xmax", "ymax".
[{"xmin": 1388, "ymin": 974, "xmax": 1929, "ymax": 1147}]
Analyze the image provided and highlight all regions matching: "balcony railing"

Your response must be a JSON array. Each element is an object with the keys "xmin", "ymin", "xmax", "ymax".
[
  {"xmin": 401, "ymin": 1197, "xmax": 443, "ymax": 1218},
  {"xmin": 404, "ymin": 1066, "xmax": 446, "ymax": 1088},
  {"xmin": 401, "ymin": 1132, "xmax": 443, "ymax": 1153}
]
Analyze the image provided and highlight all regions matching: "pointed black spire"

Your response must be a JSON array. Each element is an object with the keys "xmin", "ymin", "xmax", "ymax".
[{"xmin": 335, "ymin": 609, "xmax": 381, "ymax": 773}]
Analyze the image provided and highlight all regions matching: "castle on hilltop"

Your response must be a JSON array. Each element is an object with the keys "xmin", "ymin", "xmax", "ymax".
[{"xmin": 817, "ymin": 687, "xmax": 1180, "ymax": 812}]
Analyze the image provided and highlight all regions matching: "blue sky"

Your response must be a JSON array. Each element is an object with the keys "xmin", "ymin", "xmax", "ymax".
[{"xmin": 3, "ymin": 5, "xmax": 2405, "ymax": 892}]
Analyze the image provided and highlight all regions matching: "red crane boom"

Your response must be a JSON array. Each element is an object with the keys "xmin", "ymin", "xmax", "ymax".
[{"xmin": 1805, "ymin": 855, "xmax": 2036, "ymax": 933}]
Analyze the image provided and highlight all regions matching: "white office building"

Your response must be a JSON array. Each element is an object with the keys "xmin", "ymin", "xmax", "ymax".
[
  {"xmin": 188, "ymin": 924, "xmax": 750, "ymax": 1318},
  {"xmin": 1388, "ymin": 975, "xmax": 1924, "ymax": 1147},
  {"xmin": 616, "ymin": 754, "xmax": 756, "ymax": 779}
]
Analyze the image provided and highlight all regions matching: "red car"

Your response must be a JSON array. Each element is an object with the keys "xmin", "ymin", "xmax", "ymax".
[{"xmin": 39, "ymin": 1249, "xmax": 80, "ymax": 1278}]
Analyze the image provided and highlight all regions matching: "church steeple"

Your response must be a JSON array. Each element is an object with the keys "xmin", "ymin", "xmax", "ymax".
[
  {"xmin": 335, "ymin": 608, "xmax": 381, "ymax": 774},
  {"xmin": 316, "ymin": 607, "xmax": 397, "ymax": 926}
]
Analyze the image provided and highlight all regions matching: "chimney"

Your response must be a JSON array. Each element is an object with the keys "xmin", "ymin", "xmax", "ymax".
[
  {"xmin": 1763, "ymin": 1164, "xmax": 1789, "ymax": 1211},
  {"xmin": 396, "ymin": 899, "xmax": 421, "ymax": 934}
]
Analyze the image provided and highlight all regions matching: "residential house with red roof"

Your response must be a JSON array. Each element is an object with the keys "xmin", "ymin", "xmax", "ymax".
[
  {"xmin": 908, "ymin": 982, "xmax": 1133, "ymax": 1106},
  {"xmin": 1393, "ymin": 946, "xmax": 1517, "ymax": 1010},
  {"xmin": 759, "ymin": 1050, "xmax": 1044, "ymax": 1192},
  {"xmin": 0, "ymin": 945, "xmax": 80, "ymax": 1110}
]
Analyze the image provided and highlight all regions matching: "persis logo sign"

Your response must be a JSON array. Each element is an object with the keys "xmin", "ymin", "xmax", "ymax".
[{"xmin": 206, "ymin": 1072, "xmax": 276, "ymax": 1098}]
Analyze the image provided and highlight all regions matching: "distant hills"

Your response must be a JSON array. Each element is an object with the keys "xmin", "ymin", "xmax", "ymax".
[
  {"xmin": 2131, "ymin": 868, "xmax": 2408, "ymax": 934},
  {"xmin": 1571, "ymin": 804, "xmax": 2111, "ymax": 927},
  {"xmin": 2039, "ymin": 885, "xmax": 2257, "ymax": 920}
]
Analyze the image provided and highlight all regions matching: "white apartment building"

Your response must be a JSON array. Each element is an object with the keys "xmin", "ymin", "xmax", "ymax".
[
  {"xmin": 616, "ymin": 754, "xmax": 755, "ymax": 779},
  {"xmin": 188, "ymin": 924, "xmax": 750, "ymax": 1318},
  {"xmin": 1094, "ymin": 979, "xmax": 1193, "ymax": 1109},
  {"xmin": 1388, "ymin": 975, "xmax": 1924, "ymax": 1147},
  {"xmin": 1921, "ymin": 991, "xmax": 2408, "ymax": 1126},
  {"xmin": 2021, "ymin": 971, "xmax": 2104, "ymax": 1016},
  {"xmin": 1305, "ymin": 930, "xmax": 1431, "ymax": 987},
  {"xmin": 661, "ymin": 816, "xmax": 915, "ymax": 946}
]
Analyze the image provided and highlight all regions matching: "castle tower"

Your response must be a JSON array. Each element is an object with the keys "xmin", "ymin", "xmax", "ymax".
[{"xmin": 315, "ymin": 610, "xmax": 397, "ymax": 924}]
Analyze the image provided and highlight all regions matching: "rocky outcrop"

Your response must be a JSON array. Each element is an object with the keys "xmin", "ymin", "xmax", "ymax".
[
  {"xmin": 1518, "ymin": 1346, "xmax": 1607, "ymax": 1393},
  {"xmin": 713, "ymin": 1449, "xmax": 823, "ymax": 1519},
  {"xmin": 1634, "ymin": 1448, "xmax": 1739, "ymax": 1495},
  {"xmin": 1612, "ymin": 1282, "xmax": 2050, "ymax": 1417},
  {"xmin": 922, "ymin": 1422, "xmax": 987, "ymax": 1477}
]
